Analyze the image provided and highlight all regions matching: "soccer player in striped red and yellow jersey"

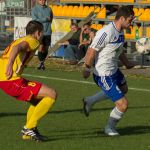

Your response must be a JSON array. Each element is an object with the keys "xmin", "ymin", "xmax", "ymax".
[{"xmin": 0, "ymin": 20, "xmax": 57, "ymax": 142}]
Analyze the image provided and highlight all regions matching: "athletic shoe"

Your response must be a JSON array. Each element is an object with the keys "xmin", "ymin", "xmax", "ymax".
[
  {"xmin": 33, "ymin": 127, "xmax": 48, "ymax": 141},
  {"xmin": 37, "ymin": 62, "xmax": 45, "ymax": 70},
  {"xmin": 37, "ymin": 62, "xmax": 42, "ymax": 70},
  {"xmin": 21, "ymin": 127, "xmax": 48, "ymax": 142},
  {"xmin": 104, "ymin": 126, "xmax": 119, "ymax": 136},
  {"xmin": 41, "ymin": 64, "xmax": 45, "ymax": 70},
  {"xmin": 83, "ymin": 98, "xmax": 91, "ymax": 117}
]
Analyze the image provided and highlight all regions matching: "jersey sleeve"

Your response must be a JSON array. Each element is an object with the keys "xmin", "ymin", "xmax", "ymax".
[
  {"xmin": 89, "ymin": 29, "xmax": 109, "ymax": 52},
  {"xmin": 25, "ymin": 37, "xmax": 40, "ymax": 51}
]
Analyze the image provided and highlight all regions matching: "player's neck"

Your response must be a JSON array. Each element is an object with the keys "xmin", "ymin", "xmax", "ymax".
[{"xmin": 114, "ymin": 20, "xmax": 122, "ymax": 32}]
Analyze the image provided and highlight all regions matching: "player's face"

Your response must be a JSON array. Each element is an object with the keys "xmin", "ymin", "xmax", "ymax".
[
  {"xmin": 83, "ymin": 25, "xmax": 90, "ymax": 34},
  {"xmin": 71, "ymin": 25, "xmax": 78, "ymax": 32},
  {"xmin": 89, "ymin": 31, "xmax": 95, "ymax": 39},
  {"xmin": 35, "ymin": 31, "xmax": 43, "ymax": 41},
  {"xmin": 38, "ymin": 0, "xmax": 46, "ymax": 6},
  {"xmin": 122, "ymin": 16, "xmax": 134, "ymax": 29}
]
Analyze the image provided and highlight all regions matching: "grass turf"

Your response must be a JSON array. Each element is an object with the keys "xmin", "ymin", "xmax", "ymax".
[{"xmin": 0, "ymin": 67, "xmax": 150, "ymax": 150}]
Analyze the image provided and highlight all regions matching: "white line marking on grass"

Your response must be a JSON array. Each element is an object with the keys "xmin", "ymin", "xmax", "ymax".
[{"xmin": 23, "ymin": 74, "xmax": 150, "ymax": 92}]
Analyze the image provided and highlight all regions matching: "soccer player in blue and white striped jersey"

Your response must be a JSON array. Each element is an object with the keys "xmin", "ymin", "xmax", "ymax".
[{"xmin": 83, "ymin": 6, "xmax": 135, "ymax": 136}]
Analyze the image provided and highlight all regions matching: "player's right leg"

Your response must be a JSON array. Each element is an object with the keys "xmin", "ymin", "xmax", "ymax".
[
  {"xmin": 23, "ymin": 84, "xmax": 57, "ymax": 141},
  {"xmin": 83, "ymin": 91, "xmax": 109, "ymax": 117},
  {"xmin": 0, "ymin": 78, "xmax": 57, "ymax": 142},
  {"xmin": 82, "ymin": 73, "xmax": 109, "ymax": 117}
]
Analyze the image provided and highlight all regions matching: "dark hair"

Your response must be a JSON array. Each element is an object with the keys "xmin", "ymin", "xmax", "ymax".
[
  {"xmin": 90, "ymin": 28, "xmax": 97, "ymax": 33},
  {"xmin": 71, "ymin": 23, "xmax": 78, "ymax": 27},
  {"xmin": 83, "ymin": 23, "xmax": 91, "ymax": 27},
  {"xmin": 26, "ymin": 20, "xmax": 43, "ymax": 34},
  {"xmin": 115, "ymin": 6, "xmax": 134, "ymax": 20}
]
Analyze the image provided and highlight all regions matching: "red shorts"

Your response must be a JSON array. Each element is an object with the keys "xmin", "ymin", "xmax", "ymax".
[{"xmin": 0, "ymin": 78, "xmax": 42, "ymax": 101}]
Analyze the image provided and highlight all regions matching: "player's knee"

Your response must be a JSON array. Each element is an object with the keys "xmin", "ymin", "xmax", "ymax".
[
  {"xmin": 116, "ymin": 99, "xmax": 128, "ymax": 112},
  {"xmin": 50, "ymin": 88, "xmax": 57, "ymax": 100},
  {"xmin": 121, "ymin": 102, "xmax": 128, "ymax": 112}
]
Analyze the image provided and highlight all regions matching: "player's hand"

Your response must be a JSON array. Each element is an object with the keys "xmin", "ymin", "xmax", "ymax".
[
  {"xmin": 5, "ymin": 64, "xmax": 13, "ymax": 79},
  {"xmin": 83, "ymin": 68, "xmax": 91, "ymax": 79},
  {"xmin": 58, "ymin": 43, "xmax": 63, "ymax": 46},
  {"xmin": 78, "ymin": 43, "xmax": 83, "ymax": 48},
  {"xmin": 82, "ymin": 26, "xmax": 87, "ymax": 32},
  {"xmin": 47, "ymin": 17, "xmax": 51, "ymax": 21}
]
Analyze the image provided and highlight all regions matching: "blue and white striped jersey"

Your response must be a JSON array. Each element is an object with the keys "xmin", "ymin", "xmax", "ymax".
[{"xmin": 90, "ymin": 22, "xmax": 124, "ymax": 76}]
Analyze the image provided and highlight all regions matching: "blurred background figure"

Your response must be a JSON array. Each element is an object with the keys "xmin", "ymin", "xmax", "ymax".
[
  {"xmin": 31, "ymin": 0, "xmax": 53, "ymax": 70},
  {"xmin": 58, "ymin": 23, "xmax": 81, "ymax": 65},
  {"xmin": 77, "ymin": 23, "xmax": 91, "ymax": 60}
]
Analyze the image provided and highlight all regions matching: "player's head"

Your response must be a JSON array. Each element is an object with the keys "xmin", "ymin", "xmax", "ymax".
[
  {"xmin": 83, "ymin": 23, "xmax": 91, "ymax": 34},
  {"xmin": 26, "ymin": 20, "xmax": 43, "ymax": 40},
  {"xmin": 89, "ymin": 28, "xmax": 97, "ymax": 39},
  {"xmin": 70, "ymin": 23, "xmax": 78, "ymax": 32},
  {"xmin": 115, "ymin": 6, "xmax": 134, "ymax": 29},
  {"xmin": 38, "ymin": 0, "xmax": 46, "ymax": 6}
]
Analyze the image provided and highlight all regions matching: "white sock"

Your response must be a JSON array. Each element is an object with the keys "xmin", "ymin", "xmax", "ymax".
[
  {"xmin": 107, "ymin": 107, "xmax": 124, "ymax": 128},
  {"xmin": 85, "ymin": 91, "xmax": 109, "ymax": 106}
]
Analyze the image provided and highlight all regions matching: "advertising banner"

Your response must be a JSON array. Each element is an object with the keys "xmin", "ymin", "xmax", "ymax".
[{"xmin": 14, "ymin": 16, "xmax": 31, "ymax": 40}]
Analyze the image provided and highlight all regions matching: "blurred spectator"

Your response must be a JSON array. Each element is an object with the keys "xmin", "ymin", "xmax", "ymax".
[
  {"xmin": 58, "ymin": 23, "xmax": 81, "ymax": 64},
  {"xmin": 77, "ymin": 28, "xmax": 97, "ymax": 65},
  {"xmin": 89, "ymin": 28, "xmax": 97, "ymax": 42},
  {"xmin": 31, "ymin": 0, "xmax": 53, "ymax": 70},
  {"xmin": 77, "ymin": 24, "xmax": 91, "ymax": 60}
]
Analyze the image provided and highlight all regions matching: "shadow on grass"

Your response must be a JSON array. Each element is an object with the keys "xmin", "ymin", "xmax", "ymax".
[
  {"xmin": 0, "ymin": 105, "xmax": 150, "ymax": 118},
  {"xmin": 47, "ymin": 125, "xmax": 150, "ymax": 142},
  {"xmin": 0, "ymin": 112, "xmax": 26, "ymax": 118},
  {"xmin": 0, "ymin": 113, "xmax": 150, "ymax": 142},
  {"xmin": 118, "ymin": 125, "xmax": 150, "ymax": 136},
  {"xmin": 47, "ymin": 128, "xmax": 104, "ymax": 141},
  {"xmin": 50, "ymin": 105, "xmax": 150, "ymax": 114}
]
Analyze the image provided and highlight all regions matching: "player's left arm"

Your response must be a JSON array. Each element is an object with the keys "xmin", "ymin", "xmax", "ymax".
[
  {"xmin": 119, "ymin": 49, "xmax": 135, "ymax": 69},
  {"xmin": 6, "ymin": 41, "xmax": 29, "ymax": 79}
]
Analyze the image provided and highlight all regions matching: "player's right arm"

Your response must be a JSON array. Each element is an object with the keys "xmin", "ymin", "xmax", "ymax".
[
  {"xmin": 83, "ymin": 29, "xmax": 109, "ymax": 79},
  {"xmin": 6, "ymin": 41, "xmax": 29, "ymax": 79},
  {"xmin": 83, "ymin": 47, "xmax": 95, "ymax": 79}
]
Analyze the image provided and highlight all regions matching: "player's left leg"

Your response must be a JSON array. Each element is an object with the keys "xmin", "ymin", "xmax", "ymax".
[
  {"xmin": 37, "ymin": 45, "xmax": 45, "ymax": 70},
  {"xmin": 104, "ymin": 70, "xmax": 128, "ymax": 136},
  {"xmin": 37, "ymin": 35, "xmax": 51, "ymax": 70},
  {"xmin": 105, "ymin": 96, "xmax": 128, "ymax": 136}
]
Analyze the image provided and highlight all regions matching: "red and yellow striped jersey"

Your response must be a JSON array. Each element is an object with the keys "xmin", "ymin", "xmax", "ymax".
[{"xmin": 0, "ymin": 35, "xmax": 40, "ymax": 81}]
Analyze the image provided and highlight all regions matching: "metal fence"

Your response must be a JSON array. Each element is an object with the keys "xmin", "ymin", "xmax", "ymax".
[
  {"xmin": 0, "ymin": 0, "xmax": 59, "ymax": 50},
  {"xmin": 0, "ymin": 0, "xmax": 35, "ymax": 50}
]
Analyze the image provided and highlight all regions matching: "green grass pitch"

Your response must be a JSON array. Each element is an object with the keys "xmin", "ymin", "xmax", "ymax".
[{"xmin": 0, "ymin": 68, "xmax": 149, "ymax": 150}]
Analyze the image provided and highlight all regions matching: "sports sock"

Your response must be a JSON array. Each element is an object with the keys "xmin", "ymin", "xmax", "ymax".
[
  {"xmin": 85, "ymin": 91, "xmax": 109, "ymax": 106},
  {"xmin": 107, "ymin": 107, "xmax": 124, "ymax": 128},
  {"xmin": 25, "ymin": 97, "xmax": 55, "ymax": 129},
  {"xmin": 26, "ymin": 105, "xmax": 35, "ymax": 125},
  {"xmin": 38, "ymin": 51, "xmax": 44, "ymax": 61}
]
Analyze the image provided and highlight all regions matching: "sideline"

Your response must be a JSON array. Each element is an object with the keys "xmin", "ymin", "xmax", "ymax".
[{"xmin": 23, "ymin": 74, "xmax": 150, "ymax": 92}]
